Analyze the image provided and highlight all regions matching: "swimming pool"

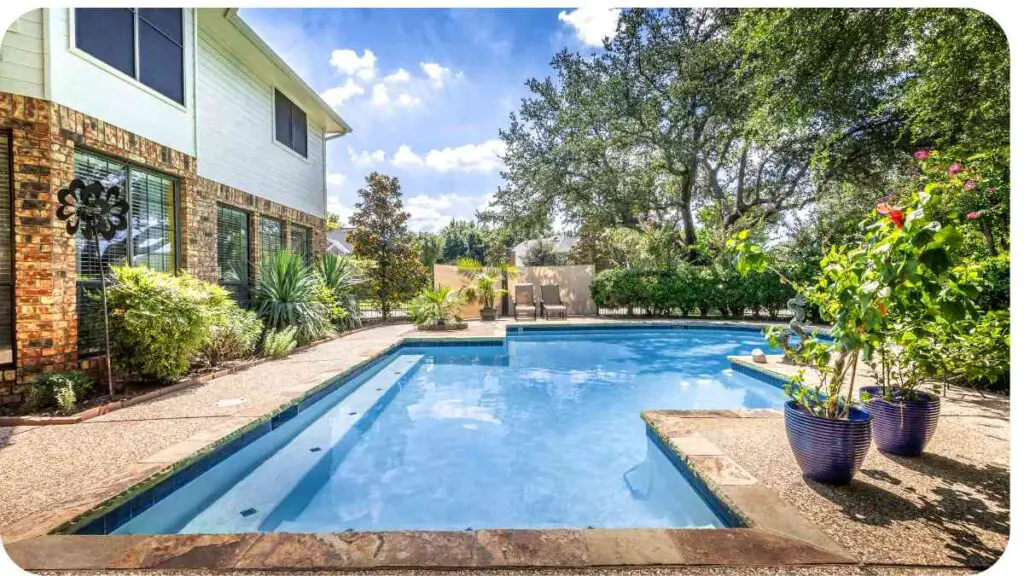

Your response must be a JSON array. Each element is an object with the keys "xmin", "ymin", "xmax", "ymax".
[{"xmin": 101, "ymin": 327, "xmax": 787, "ymax": 535}]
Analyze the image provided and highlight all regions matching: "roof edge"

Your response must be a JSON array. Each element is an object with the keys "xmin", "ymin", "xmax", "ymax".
[{"xmin": 222, "ymin": 8, "xmax": 352, "ymax": 136}]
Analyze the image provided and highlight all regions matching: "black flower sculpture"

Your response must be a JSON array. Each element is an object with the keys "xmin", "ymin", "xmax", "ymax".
[{"xmin": 56, "ymin": 178, "xmax": 129, "ymax": 396}]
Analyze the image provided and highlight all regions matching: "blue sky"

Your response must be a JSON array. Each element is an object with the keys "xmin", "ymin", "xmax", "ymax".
[{"xmin": 240, "ymin": 7, "xmax": 620, "ymax": 232}]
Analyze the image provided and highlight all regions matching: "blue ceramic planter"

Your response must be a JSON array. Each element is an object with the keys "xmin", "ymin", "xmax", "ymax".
[
  {"xmin": 784, "ymin": 401, "xmax": 872, "ymax": 485},
  {"xmin": 862, "ymin": 386, "xmax": 941, "ymax": 457}
]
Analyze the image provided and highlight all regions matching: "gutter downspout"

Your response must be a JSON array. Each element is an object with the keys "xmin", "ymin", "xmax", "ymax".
[
  {"xmin": 191, "ymin": 8, "xmax": 200, "ymax": 162},
  {"xmin": 322, "ymin": 132, "xmax": 345, "ymax": 224}
]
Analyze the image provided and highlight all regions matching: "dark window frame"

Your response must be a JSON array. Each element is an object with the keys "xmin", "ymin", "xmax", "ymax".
[
  {"xmin": 290, "ymin": 223, "xmax": 311, "ymax": 264},
  {"xmin": 217, "ymin": 203, "xmax": 252, "ymax": 308},
  {"xmin": 273, "ymin": 89, "xmax": 308, "ymax": 158},
  {"xmin": 73, "ymin": 147, "xmax": 181, "ymax": 356},
  {"xmin": 73, "ymin": 8, "xmax": 185, "ymax": 105},
  {"xmin": 0, "ymin": 130, "xmax": 15, "ymax": 367},
  {"xmin": 259, "ymin": 215, "xmax": 285, "ymax": 262}
]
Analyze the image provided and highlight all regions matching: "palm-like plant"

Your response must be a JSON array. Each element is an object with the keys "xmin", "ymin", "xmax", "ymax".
[
  {"xmin": 456, "ymin": 258, "xmax": 517, "ymax": 318},
  {"xmin": 313, "ymin": 253, "xmax": 364, "ymax": 329},
  {"xmin": 254, "ymin": 250, "xmax": 332, "ymax": 343},
  {"xmin": 409, "ymin": 286, "xmax": 466, "ymax": 327}
]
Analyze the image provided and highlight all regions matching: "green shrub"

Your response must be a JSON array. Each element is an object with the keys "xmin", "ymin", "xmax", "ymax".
[
  {"xmin": 255, "ymin": 250, "xmax": 333, "ymax": 344},
  {"xmin": 262, "ymin": 326, "xmax": 298, "ymax": 358},
  {"xmin": 976, "ymin": 254, "xmax": 1009, "ymax": 311},
  {"xmin": 107, "ymin": 265, "xmax": 227, "ymax": 381},
  {"xmin": 204, "ymin": 305, "xmax": 263, "ymax": 365},
  {"xmin": 590, "ymin": 265, "xmax": 794, "ymax": 319},
  {"xmin": 410, "ymin": 286, "xmax": 465, "ymax": 326},
  {"xmin": 312, "ymin": 253, "xmax": 364, "ymax": 330},
  {"xmin": 24, "ymin": 371, "xmax": 94, "ymax": 415}
]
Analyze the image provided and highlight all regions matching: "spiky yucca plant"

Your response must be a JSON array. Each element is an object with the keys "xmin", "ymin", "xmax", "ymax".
[
  {"xmin": 254, "ymin": 250, "xmax": 332, "ymax": 343},
  {"xmin": 312, "ymin": 253, "xmax": 364, "ymax": 329}
]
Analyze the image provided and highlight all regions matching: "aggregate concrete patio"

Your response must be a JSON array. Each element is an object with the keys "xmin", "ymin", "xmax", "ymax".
[{"xmin": 0, "ymin": 319, "xmax": 1009, "ymax": 574}]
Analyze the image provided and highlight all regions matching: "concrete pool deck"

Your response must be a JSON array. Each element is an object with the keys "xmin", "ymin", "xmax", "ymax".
[{"xmin": 0, "ymin": 318, "xmax": 1009, "ymax": 573}]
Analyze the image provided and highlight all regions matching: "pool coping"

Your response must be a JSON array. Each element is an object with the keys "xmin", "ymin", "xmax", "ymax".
[{"xmin": 2, "ymin": 322, "xmax": 854, "ymax": 570}]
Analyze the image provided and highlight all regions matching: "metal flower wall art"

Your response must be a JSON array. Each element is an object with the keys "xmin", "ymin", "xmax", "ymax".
[{"xmin": 56, "ymin": 179, "xmax": 130, "ymax": 395}]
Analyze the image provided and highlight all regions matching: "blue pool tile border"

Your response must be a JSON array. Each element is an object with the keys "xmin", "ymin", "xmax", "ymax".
[
  {"xmin": 507, "ymin": 322, "xmax": 771, "ymax": 335},
  {"xmin": 645, "ymin": 428, "xmax": 744, "ymax": 529},
  {"xmin": 730, "ymin": 362, "xmax": 790, "ymax": 390},
  {"xmin": 62, "ymin": 331, "xmax": 783, "ymax": 536}
]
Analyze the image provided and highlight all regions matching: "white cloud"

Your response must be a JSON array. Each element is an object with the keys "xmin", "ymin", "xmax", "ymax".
[
  {"xmin": 329, "ymin": 48, "xmax": 377, "ymax": 80},
  {"xmin": 419, "ymin": 62, "xmax": 453, "ymax": 87},
  {"xmin": 320, "ymin": 79, "xmax": 365, "ymax": 107},
  {"xmin": 397, "ymin": 93, "xmax": 422, "ymax": 107},
  {"xmin": 371, "ymin": 83, "xmax": 390, "ymax": 106},
  {"xmin": 424, "ymin": 139, "xmax": 505, "ymax": 172},
  {"xmin": 349, "ymin": 147, "xmax": 386, "ymax": 166},
  {"xmin": 391, "ymin": 144, "xmax": 424, "ymax": 168},
  {"xmin": 404, "ymin": 193, "xmax": 488, "ymax": 232},
  {"xmin": 383, "ymin": 68, "xmax": 411, "ymax": 83},
  {"xmin": 326, "ymin": 172, "xmax": 345, "ymax": 186},
  {"xmin": 558, "ymin": 8, "xmax": 621, "ymax": 46},
  {"xmin": 326, "ymin": 195, "xmax": 354, "ymax": 226}
]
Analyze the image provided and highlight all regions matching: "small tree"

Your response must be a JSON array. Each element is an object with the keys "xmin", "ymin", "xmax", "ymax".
[
  {"xmin": 348, "ymin": 173, "xmax": 427, "ymax": 320},
  {"xmin": 523, "ymin": 240, "xmax": 563, "ymax": 266}
]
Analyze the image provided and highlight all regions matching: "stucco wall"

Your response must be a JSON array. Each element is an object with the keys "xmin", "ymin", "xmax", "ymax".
[
  {"xmin": 432, "ymin": 265, "xmax": 481, "ymax": 320},
  {"xmin": 516, "ymin": 265, "xmax": 597, "ymax": 316}
]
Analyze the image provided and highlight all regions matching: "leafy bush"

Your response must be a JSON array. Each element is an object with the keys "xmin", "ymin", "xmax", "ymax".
[
  {"xmin": 107, "ymin": 265, "xmax": 227, "ymax": 381},
  {"xmin": 410, "ymin": 286, "xmax": 465, "ymax": 326},
  {"xmin": 24, "ymin": 371, "xmax": 94, "ymax": 415},
  {"xmin": 254, "ymin": 250, "xmax": 333, "ymax": 344},
  {"xmin": 204, "ymin": 306, "xmax": 263, "ymax": 365},
  {"xmin": 312, "ymin": 253, "xmax": 364, "ymax": 330},
  {"xmin": 262, "ymin": 326, "xmax": 298, "ymax": 358},
  {"xmin": 590, "ymin": 265, "xmax": 793, "ymax": 318},
  {"xmin": 976, "ymin": 254, "xmax": 1009, "ymax": 311}
]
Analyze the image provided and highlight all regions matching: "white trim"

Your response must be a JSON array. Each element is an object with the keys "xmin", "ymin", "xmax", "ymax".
[
  {"xmin": 42, "ymin": 8, "xmax": 52, "ymax": 100},
  {"xmin": 66, "ymin": 7, "xmax": 189, "ymax": 113},
  {"xmin": 269, "ymin": 85, "xmax": 311, "ymax": 164}
]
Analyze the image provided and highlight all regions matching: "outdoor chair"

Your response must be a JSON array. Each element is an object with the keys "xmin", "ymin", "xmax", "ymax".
[
  {"xmin": 514, "ymin": 284, "xmax": 537, "ymax": 321},
  {"xmin": 540, "ymin": 284, "xmax": 568, "ymax": 320}
]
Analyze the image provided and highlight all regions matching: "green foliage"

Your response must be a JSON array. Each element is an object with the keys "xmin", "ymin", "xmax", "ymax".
[
  {"xmin": 415, "ymin": 232, "xmax": 444, "ymax": 269},
  {"xmin": 590, "ymin": 266, "xmax": 792, "ymax": 318},
  {"xmin": 459, "ymin": 271, "xmax": 506, "ymax": 311},
  {"xmin": 24, "ymin": 371, "xmax": 94, "ymax": 415},
  {"xmin": 348, "ymin": 172, "xmax": 429, "ymax": 319},
  {"xmin": 106, "ymin": 265, "xmax": 227, "ymax": 381},
  {"xmin": 204, "ymin": 306, "xmax": 262, "ymax": 365},
  {"xmin": 262, "ymin": 327, "xmax": 298, "ymax": 358},
  {"xmin": 325, "ymin": 212, "xmax": 342, "ymax": 232},
  {"xmin": 440, "ymin": 220, "xmax": 487, "ymax": 263},
  {"xmin": 523, "ymin": 240, "xmax": 564, "ymax": 266},
  {"xmin": 410, "ymin": 286, "xmax": 466, "ymax": 327},
  {"xmin": 976, "ymin": 254, "xmax": 1009, "ymax": 311},
  {"xmin": 254, "ymin": 250, "xmax": 333, "ymax": 344},
  {"xmin": 312, "ymin": 253, "xmax": 364, "ymax": 330}
]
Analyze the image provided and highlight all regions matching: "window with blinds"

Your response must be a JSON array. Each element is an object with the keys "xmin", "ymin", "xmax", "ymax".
[
  {"xmin": 273, "ymin": 89, "xmax": 308, "ymax": 157},
  {"xmin": 259, "ymin": 216, "xmax": 284, "ymax": 262},
  {"xmin": 74, "ymin": 149, "xmax": 177, "ymax": 354},
  {"xmin": 290, "ymin": 224, "xmax": 311, "ymax": 264},
  {"xmin": 217, "ymin": 205, "xmax": 250, "ymax": 307},
  {"xmin": 0, "ymin": 134, "xmax": 12, "ymax": 365}
]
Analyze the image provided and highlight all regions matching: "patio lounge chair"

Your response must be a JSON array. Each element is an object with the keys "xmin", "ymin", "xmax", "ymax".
[
  {"xmin": 514, "ymin": 284, "xmax": 537, "ymax": 321},
  {"xmin": 540, "ymin": 284, "xmax": 568, "ymax": 320}
]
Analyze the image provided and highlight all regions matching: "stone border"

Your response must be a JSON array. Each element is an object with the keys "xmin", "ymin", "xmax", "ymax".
[{"xmin": 3, "ymin": 527, "xmax": 854, "ymax": 571}]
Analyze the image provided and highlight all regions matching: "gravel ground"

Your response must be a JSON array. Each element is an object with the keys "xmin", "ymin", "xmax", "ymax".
[{"xmin": 0, "ymin": 323, "xmax": 411, "ymax": 528}]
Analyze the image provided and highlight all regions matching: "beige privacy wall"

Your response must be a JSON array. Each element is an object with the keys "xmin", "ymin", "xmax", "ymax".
[
  {"xmin": 516, "ymin": 265, "xmax": 597, "ymax": 316},
  {"xmin": 433, "ymin": 265, "xmax": 482, "ymax": 319},
  {"xmin": 433, "ymin": 264, "xmax": 597, "ymax": 318}
]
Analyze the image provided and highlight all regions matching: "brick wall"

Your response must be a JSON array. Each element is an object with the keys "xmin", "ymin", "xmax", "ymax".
[{"xmin": 0, "ymin": 92, "xmax": 327, "ymax": 404}]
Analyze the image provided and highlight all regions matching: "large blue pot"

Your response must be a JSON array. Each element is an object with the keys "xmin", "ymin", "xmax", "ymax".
[
  {"xmin": 784, "ymin": 401, "xmax": 872, "ymax": 485},
  {"xmin": 862, "ymin": 386, "xmax": 940, "ymax": 456}
]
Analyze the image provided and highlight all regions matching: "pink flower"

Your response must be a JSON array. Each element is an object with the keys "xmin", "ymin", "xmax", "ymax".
[
  {"xmin": 914, "ymin": 150, "xmax": 930, "ymax": 160},
  {"xmin": 964, "ymin": 180, "xmax": 977, "ymax": 190},
  {"xmin": 948, "ymin": 163, "xmax": 963, "ymax": 176},
  {"xmin": 966, "ymin": 211, "xmax": 982, "ymax": 220}
]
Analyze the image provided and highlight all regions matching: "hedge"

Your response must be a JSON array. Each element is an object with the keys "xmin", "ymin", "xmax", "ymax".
[{"xmin": 591, "ymin": 266, "xmax": 795, "ymax": 319}]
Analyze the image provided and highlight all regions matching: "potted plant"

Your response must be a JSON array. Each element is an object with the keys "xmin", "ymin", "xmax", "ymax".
[{"xmin": 461, "ymin": 272, "xmax": 505, "ymax": 321}]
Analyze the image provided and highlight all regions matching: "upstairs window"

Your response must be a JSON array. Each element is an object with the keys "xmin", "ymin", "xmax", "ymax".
[
  {"xmin": 74, "ymin": 8, "xmax": 185, "ymax": 105},
  {"xmin": 274, "ymin": 89, "xmax": 308, "ymax": 157}
]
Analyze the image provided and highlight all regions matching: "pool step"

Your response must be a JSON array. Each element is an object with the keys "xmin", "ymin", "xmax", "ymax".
[{"xmin": 116, "ymin": 354, "xmax": 424, "ymax": 534}]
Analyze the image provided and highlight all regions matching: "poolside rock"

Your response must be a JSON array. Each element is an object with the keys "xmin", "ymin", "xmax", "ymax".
[{"xmin": 751, "ymin": 349, "xmax": 767, "ymax": 363}]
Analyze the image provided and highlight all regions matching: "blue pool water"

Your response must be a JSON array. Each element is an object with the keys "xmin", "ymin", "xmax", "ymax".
[{"xmin": 114, "ymin": 328, "xmax": 786, "ymax": 534}]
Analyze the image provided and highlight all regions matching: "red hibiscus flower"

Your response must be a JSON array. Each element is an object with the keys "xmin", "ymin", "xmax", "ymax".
[
  {"xmin": 967, "ymin": 211, "xmax": 982, "ymax": 220},
  {"xmin": 876, "ymin": 202, "xmax": 906, "ymax": 229},
  {"xmin": 914, "ymin": 150, "xmax": 930, "ymax": 160},
  {"xmin": 948, "ymin": 163, "xmax": 963, "ymax": 176}
]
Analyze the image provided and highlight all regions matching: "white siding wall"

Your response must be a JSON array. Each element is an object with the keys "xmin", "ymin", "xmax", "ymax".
[
  {"xmin": 46, "ymin": 8, "xmax": 196, "ymax": 155},
  {"xmin": 0, "ymin": 9, "xmax": 46, "ymax": 99},
  {"xmin": 196, "ymin": 30, "xmax": 326, "ymax": 217}
]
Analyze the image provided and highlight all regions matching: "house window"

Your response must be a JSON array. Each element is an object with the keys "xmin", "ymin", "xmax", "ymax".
[
  {"xmin": 74, "ymin": 8, "xmax": 185, "ymax": 104},
  {"xmin": 74, "ymin": 149, "xmax": 178, "ymax": 354},
  {"xmin": 274, "ymin": 89, "xmax": 308, "ymax": 157},
  {"xmin": 0, "ymin": 134, "xmax": 13, "ymax": 365},
  {"xmin": 217, "ymin": 205, "xmax": 250, "ymax": 307},
  {"xmin": 290, "ymin": 224, "xmax": 311, "ymax": 264},
  {"xmin": 259, "ymin": 216, "xmax": 284, "ymax": 262}
]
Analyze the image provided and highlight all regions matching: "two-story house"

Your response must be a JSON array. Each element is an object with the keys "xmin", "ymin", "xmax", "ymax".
[{"xmin": 0, "ymin": 8, "xmax": 351, "ymax": 403}]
